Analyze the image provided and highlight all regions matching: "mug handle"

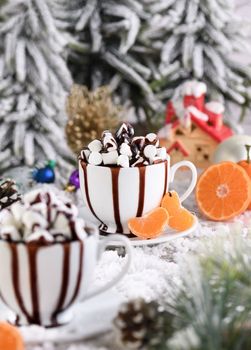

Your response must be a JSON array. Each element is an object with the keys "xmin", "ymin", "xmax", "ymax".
[
  {"xmin": 170, "ymin": 160, "xmax": 197, "ymax": 203},
  {"xmin": 82, "ymin": 235, "xmax": 132, "ymax": 301}
]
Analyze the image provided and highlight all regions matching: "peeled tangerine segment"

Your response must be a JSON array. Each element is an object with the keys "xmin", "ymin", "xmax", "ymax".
[
  {"xmin": 161, "ymin": 191, "xmax": 195, "ymax": 231},
  {"xmin": 128, "ymin": 207, "xmax": 169, "ymax": 239},
  {"xmin": 0, "ymin": 322, "xmax": 24, "ymax": 350},
  {"xmin": 169, "ymin": 208, "xmax": 195, "ymax": 231},
  {"xmin": 196, "ymin": 161, "xmax": 251, "ymax": 221}
]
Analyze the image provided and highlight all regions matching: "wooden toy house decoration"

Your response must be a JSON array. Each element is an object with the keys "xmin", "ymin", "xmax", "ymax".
[{"xmin": 158, "ymin": 81, "xmax": 234, "ymax": 168}]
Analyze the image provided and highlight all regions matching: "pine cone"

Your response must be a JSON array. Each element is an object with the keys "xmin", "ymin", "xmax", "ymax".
[
  {"xmin": 65, "ymin": 84, "xmax": 121, "ymax": 154},
  {"xmin": 0, "ymin": 179, "xmax": 21, "ymax": 210},
  {"xmin": 114, "ymin": 298, "xmax": 173, "ymax": 349}
]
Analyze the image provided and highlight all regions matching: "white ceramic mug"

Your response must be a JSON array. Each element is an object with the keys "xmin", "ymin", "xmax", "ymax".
[
  {"xmin": 79, "ymin": 155, "xmax": 197, "ymax": 234},
  {"xmin": 0, "ymin": 233, "xmax": 132, "ymax": 327}
]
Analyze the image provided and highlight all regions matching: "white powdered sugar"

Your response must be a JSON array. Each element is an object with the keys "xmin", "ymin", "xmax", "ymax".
[{"xmin": 0, "ymin": 189, "xmax": 97, "ymax": 243}]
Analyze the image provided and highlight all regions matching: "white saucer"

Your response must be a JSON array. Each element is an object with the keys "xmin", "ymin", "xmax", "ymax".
[
  {"xmin": 0, "ymin": 290, "xmax": 122, "ymax": 345},
  {"xmin": 80, "ymin": 206, "xmax": 199, "ymax": 247}
]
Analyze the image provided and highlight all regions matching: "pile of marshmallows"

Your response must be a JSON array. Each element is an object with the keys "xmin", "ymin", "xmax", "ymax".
[
  {"xmin": 80, "ymin": 123, "xmax": 167, "ymax": 168},
  {"xmin": 0, "ymin": 189, "xmax": 96, "ymax": 243}
]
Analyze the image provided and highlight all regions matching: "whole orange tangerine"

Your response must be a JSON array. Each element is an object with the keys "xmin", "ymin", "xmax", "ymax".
[
  {"xmin": 196, "ymin": 161, "xmax": 251, "ymax": 221},
  {"xmin": 238, "ymin": 144, "xmax": 251, "ymax": 210}
]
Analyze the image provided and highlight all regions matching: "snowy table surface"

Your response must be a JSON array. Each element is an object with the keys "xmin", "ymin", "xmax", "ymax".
[{"xmin": 2, "ymin": 167, "xmax": 251, "ymax": 350}]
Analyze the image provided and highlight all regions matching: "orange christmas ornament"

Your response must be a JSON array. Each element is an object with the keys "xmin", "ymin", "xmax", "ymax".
[
  {"xmin": 0, "ymin": 322, "xmax": 24, "ymax": 350},
  {"xmin": 128, "ymin": 207, "xmax": 169, "ymax": 239},
  {"xmin": 196, "ymin": 161, "xmax": 251, "ymax": 221},
  {"xmin": 161, "ymin": 191, "xmax": 195, "ymax": 231},
  {"xmin": 238, "ymin": 144, "xmax": 251, "ymax": 210}
]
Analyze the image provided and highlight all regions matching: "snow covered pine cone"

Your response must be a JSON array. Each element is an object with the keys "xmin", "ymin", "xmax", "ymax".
[
  {"xmin": 0, "ymin": 179, "xmax": 20, "ymax": 210},
  {"xmin": 113, "ymin": 298, "xmax": 173, "ymax": 349}
]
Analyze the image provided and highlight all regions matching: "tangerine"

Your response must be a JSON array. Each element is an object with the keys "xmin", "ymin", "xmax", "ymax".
[
  {"xmin": 0, "ymin": 322, "xmax": 24, "ymax": 350},
  {"xmin": 128, "ymin": 207, "xmax": 169, "ymax": 239},
  {"xmin": 196, "ymin": 161, "xmax": 251, "ymax": 221},
  {"xmin": 238, "ymin": 144, "xmax": 251, "ymax": 210},
  {"xmin": 161, "ymin": 191, "xmax": 195, "ymax": 231}
]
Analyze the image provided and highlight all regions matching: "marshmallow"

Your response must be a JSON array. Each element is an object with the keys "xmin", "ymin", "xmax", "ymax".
[
  {"xmin": 102, "ymin": 150, "xmax": 119, "ymax": 165},
  {"xmin": 157, "ymin": 147, "xmax": 167, "ymax": 160},
  {"xmin": 102, "ymin": 130, "xmax": 112, "ymax": 137},
  {"xmin": 103, "ymin": 135, "xmax": 117, "ymax": 152},
  {"xmin": 88, "ymin": 139, "xmax": 103, "ymax": 152},
  {"xmin": 120, "ymin": 143, "xmax": 132, "ymax": 157},
  {"xmin": 52, "ymin": 212, "xmax": 72, "ymax": 239},
  {"xmin": 0, "ymin": 226, "xmax": 21, "ymax": 241},
  {"xmin": 26, "ymin": 230, "xmax": 54, "ymax": 243},
  {"xmin": 88, "ymin": 151, "xmax": 103, "ymax": 165},
  {"xmin": 145, "ymin": 133, "xmax": 159, "ymax": 147},
  {"xmin": 22, "ymin": 210, "xmax": 48, "ymax": 236},
  {"xmin": 143, "ymin": 144, "xmax": 157, "ymax": 160},
  {"xmin": 117, "ymin": 155, "xmax": 130, "ymax": 168},
  {"xmin": 0, "ymin": 189, "xmax": 93, "ymax": 243}
]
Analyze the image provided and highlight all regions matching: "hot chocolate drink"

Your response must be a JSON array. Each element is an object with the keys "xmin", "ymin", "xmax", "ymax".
[
  {"xmin": 0, "ymin": 189, "xmax": 132, "ymax": 327},
  {"xmin": 79, "ymin": 123, "xmax": 197, "ymax": 235}
]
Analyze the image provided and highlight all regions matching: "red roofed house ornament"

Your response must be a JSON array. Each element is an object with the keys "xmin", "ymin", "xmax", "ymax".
[{"xmin": 158, "ymin": 80, "xmax": 234, "ymax": 168}]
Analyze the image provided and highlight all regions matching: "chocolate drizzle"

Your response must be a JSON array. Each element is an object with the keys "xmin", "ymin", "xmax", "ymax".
[
  {"xmin": 7, "ymin": 241, "xmax": 85, "ymax": 327},
  {"xmin": 52, "ymin": 243, "xmax": 71, "ymax": 323},
  {"xmin": 10, "ymin": 243, "xmax": 32, "ymax": 324},
  {"xmin": 28, "ymin": 244, "xmax": 40, "ymax": 324},
  {"xmin": 111, "ymin": 168, "xmax": 123, "ymax": 233},
  {"xmin": 136, "ymin": 166, "xmax": 146, "ymax": 217},
  {"xmin": 64, "ymin": 241, "xmax": 84, "ymax": 309},
  {"xmin": 81, "ymin": 161, "xmax": 104, "ymax": 225},
  {"xmin": 163, "ymin": 161, "xmax": 168, "ymax": 197}
]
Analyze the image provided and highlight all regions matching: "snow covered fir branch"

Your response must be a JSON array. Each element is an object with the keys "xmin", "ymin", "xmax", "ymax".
[
  {"xmin": 0, "ymin": 0, "xmax": 74, "ymax": 172},
  {"xmin": 0, "ymin": 0, "xmax": 251, "ymax": 172},
  {"xmin": 54, "ymin": 0, "xmax": 251, "ymax": 125},
  {"xmin": 114, "ymin": 236, "xmax": 251, "ymax": 349}
]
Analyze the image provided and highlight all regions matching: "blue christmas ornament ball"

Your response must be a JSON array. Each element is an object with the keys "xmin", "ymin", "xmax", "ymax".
[{"xmin": 32, "ymin": 161, "xmax": 56, "ymax": 183}]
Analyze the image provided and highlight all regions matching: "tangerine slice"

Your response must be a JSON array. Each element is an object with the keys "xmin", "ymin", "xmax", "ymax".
[
  {"xmin": 0, "ymin": 322, "xmax": 24, "ymax": 350},
  {"xmin": 128, "ymin": 207, "xmax": 169, "ymax": 239},
  {"xmin": 161, "ymin": 191, "xmax": 195, "ymax": 231},
  {"xmin": 196, "ymin": 161, "xmax": 251, "ymax": 221},
  {"xmin": 169, "ymin": 208, "xmax": 195, "ymax": 231},
  {"xmin": 161, "ymin": 191, "xmax": 180, "ymax": 216}
]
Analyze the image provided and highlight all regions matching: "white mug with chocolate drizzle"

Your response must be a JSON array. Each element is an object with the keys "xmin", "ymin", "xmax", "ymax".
[
  {"xmin": 0, "ymin": 190, "xmax": 132, "ymax": 327},
  {"xmin": 79, "ymin": 123, "xmax": 197, "ymax": 235}
]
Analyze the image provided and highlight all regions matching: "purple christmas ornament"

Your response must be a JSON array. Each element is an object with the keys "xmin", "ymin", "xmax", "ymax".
[
  {"xmin": 69, "ymin": 169, "xmax": 80, "ymax": 189},
  {"xmin": 65, "ymin": 169, "xmax": 80, "ymax": 192}
]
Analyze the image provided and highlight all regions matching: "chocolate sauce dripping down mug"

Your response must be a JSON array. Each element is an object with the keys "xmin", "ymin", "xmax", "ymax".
[
  {"xmin": 0, "ymin": 233, "xmax": 132, "ymax": 327},
  {"xmin": 79, "ymin": 155, "xmax": 197, "ymax": 234}
]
